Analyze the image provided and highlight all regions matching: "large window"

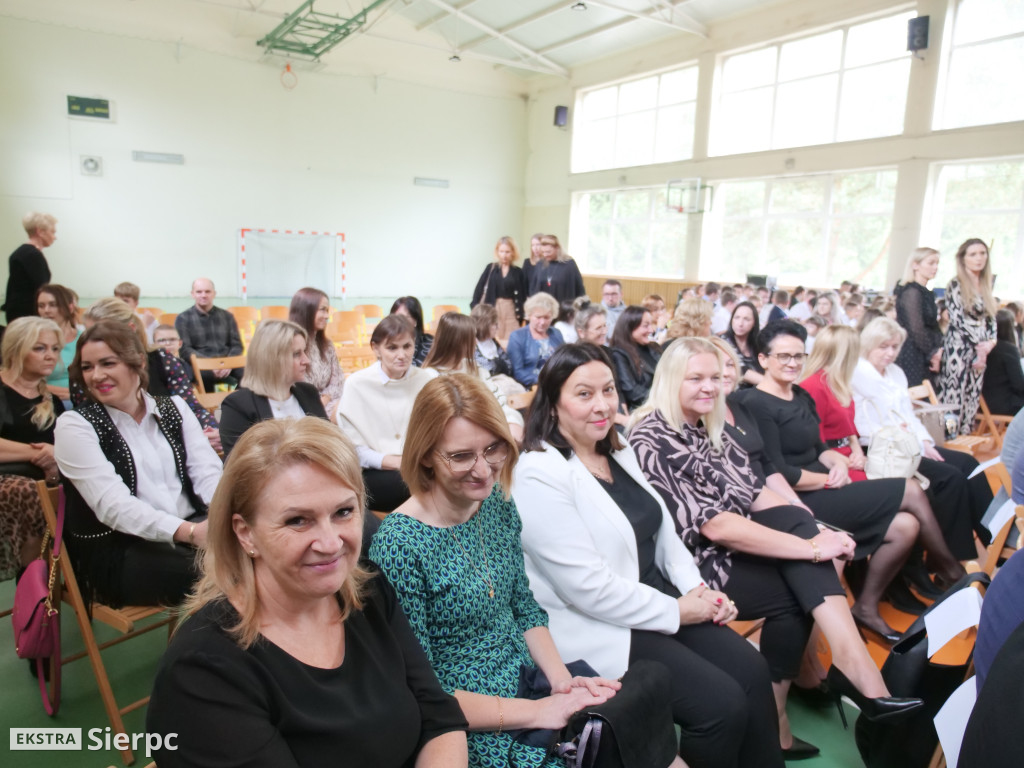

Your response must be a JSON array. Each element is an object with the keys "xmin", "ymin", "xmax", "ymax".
[
  {"xmin": 700, "ymin": 170, "xmax": 898, "ymax": 288},
  {"xmin": 571, "ymin": 65, "xmax": 698, "ymax": 173},
  {"xmin": 569, "ymin": 187, "xmax": 689, "ymax": 277},
  {"xmin": 711, "ymin": 12, "xmax": 913, "ymax": 155},
  {"xmin": 926, "ymin": 159, "xmax": 1024, "ymax": 295},
  {"xmin": 939, "ymin": 0, "xmax": 1024, "ymax": 128}
]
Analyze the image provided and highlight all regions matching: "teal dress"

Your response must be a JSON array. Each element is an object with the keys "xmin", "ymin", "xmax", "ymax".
[
  {"xmin": 46, "ymin": 327, "xmax": 81, "ymax": 389},
  {"xmin": 370, "ymin": 488, "xmax": 559, "ymax": 768}
]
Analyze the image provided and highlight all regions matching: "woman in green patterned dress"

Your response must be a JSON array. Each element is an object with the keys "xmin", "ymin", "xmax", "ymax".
[{"xmin": 370, "ymin": 374, "xmax": 629, "ymax": 768}]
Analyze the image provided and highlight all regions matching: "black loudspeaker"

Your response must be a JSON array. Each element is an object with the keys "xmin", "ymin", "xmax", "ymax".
[
  {"xmin": 908, "ymin": 16, "xmax": 929, "ymax": 52},
  {"xmin": 554, "ymin": 105, "xmax": 568, "ymax": 127}
]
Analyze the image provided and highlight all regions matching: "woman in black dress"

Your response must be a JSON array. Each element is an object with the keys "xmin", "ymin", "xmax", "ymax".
[
  {"xmin": 894, "ymin": 247, "xmax": 944, "ymax": 387},
  {"xmin": 982, "ymin": 310, "xmax": 1024, "ymax": 416},
  {"xmin": 527, "ymin": 235, "xmax": 585, "ymax": 303},
  {"xmin": 4, "ymin": 212, "xmax": 55, "ymax": 323},
  {"xmin": 470, "ymin": 236, "xmax": 527, "ymax": 339},
  {"xmin": 391, "ymin": 296, "xmax": 434, "ymax": 367},
  {"xmin": 610, "ymin": 306, "xmax": 662, "ymax": 410},
  {"xmin": 721, "ymin": 300, "xmax": 764, "ymax": 387},
  {"xmin": 736, "ymin": 321, "xmax": 921, "ymax": 643}
]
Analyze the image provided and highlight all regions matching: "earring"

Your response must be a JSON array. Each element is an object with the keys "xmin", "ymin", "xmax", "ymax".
[{"xmin": 248, "ymin": 550, "xmax": 256, "ymax": 557}]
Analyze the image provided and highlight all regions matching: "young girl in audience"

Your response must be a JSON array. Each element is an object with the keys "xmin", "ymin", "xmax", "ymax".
[
  {"xmin": 55, "ymin": 322, "xmax": 222, "ymax": 608},
  {"xmin": 391, "ymin": 296, "xmax": 434, "ymax": 367},
  {"xmin": 35, "ymin": 283, "xmax": 80, "ymax": 401},
  {"xmin": 336, "ymin": 314, "xmax": 435, "ymax": 512},
  {"xmin": 289, "ymin": 286, "xmax": 344, "ymax": 419},
  {"xmin": 218, "ymin": 320, "xmax": 329, "ymax": 456},
  {"xmin": 940, "ymin": 238, "xmax": 998, "ymax": 434}
]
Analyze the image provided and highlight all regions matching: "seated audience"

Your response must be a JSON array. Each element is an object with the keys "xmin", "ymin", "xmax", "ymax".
[
  {"xmin": 600, "ymin": 279, "xmax": 625, "ymax": 338},
  {"xmin": 711, "ymin": 289, "xmax": 737, "ymax": 335},
  {"xmin": 721, "ymin": 300, "xmax": 764, "ymax": 386},
  {"xmin": 1003, "ymin": 409, "xmax": 1024, "ymax": 493},
  {"xmin": 812, "ymin": 292, "xmax": 840, "ymax": 326},
  {"xmin": 470, "ymin": 236, "xmax": 527, "ymax": 339},
  {"xmin": 788, "ymin": 289, "xmax": 816, "ymax": 321},
  {"xmin": 147, "ymin": 418, "xmax": 468, "ymax": 768},
  {"xmin": 422, "ymin": 313, "xmax": 524, "ymax": 442},
  {"xmin": 735, "ymin": 320, "xmax": 922, "ymax": 643},
  {"xmin": 573, "ymin": 300, "xmax": 608, "ymax": 345},
  {"xmin": 219, "ymin": 320, "xmax": 327, "ymax": 456},
  {"xmin": 390, "ymin": 296, "xmax": 434, "ymax": 367},
  {"xmin": 336, "ymin": 314, "xmax": 435, "ymax": 512},
  {"xmin": 554, "ymin": 299, "xmax": 578, "ymax": 343},
  {"xmin": 289, "ymin": 287, "xmax": 344, "ymax": 419},
  {"xmin": 80, "ymin": 299, "xmax": 219, "ymax": 443},
  {"xmin": 371, "ymin": 375, "xmax": 631, "ymax": 768},
  {"xmin": 630, "ymin": 337, "xmax": 923, "ymax": 755},
  {"xmin": 981, "ymin": 309, "xmax": 1024, "ymax": 416},
  {"xmin": 609, "ymin": 305, "xmax": 661, "ymax": 410},
  {"xmin": 114, "ymin": 281, "xmax": 157, "ymax": 341},
  {"xmin": 55, "ymin": 322, "xmax": 222, "ymax": 608},
  {"xmin": 802, "ymin": 315, "xmax": 827, "ymax": 352},
  {"xmin": 36, "ymin": 283, "xmax": 80, "ymax": 401},
  {"xmin": 853, "ymin": 317, "xmax": 994, "ymax": 562},
  {"xmin": 765, "ymin": 289, "xmax": 789, "ymax": 325},
  {"xmin": 507, "ymin": 292, "xmax": 563, "ymax": 388},
  {"xmin": 513, "ymin": 343, "xmax": 784, "ymax": 768},
  {"xmin": 175, "ymin": 277, "xmax": 244, "ymax": 390},
  {"xmin": 152, "ymin": 324, "xmax": 193, "ymax": 382},
  {"xmin": 843, "ymin": 298, "xmax": 864, "ymax": 328},
  {"xmin": 641, "ymin": 294, "xmax": 671, "ymax": 343},
  {"xmin": 1005, "ymin": 300, "xmax": 1024, "ymax": 357},
  {"xmin": 469, "ymin": 304, "xmax": 521, "ymax": 396},
  {"xmin": 667, "ymin": 297, "xmax": 713, "ymax": 339},
  {"xmin": 0, "ymin": 317, "xmax": 64, "ymax": 581}
]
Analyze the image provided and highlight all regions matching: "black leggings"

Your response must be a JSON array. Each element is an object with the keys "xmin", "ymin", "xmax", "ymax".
[
  {"xmin": 629, "ymin": 623, "xmax": 783, "ymax": 768},
  {"xmin": 116, "ymin": 537, "xmax": 201, "ymax": 607},
  {"xmin": 722, "ymin": 506, "xmax": 846, "ymax": 681},
  {"xmin": 362, "ymin": 469, "xmax": 410, "ymax": 513}
]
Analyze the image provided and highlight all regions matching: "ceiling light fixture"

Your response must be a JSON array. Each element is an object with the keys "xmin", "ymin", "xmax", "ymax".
[
  {"xmin": 449, "ymin": 53, "xmax": 461, "ymax": 63},
  {"xmin": 571, "ymin": 2, "xmax": 587, "ymax": 10}
]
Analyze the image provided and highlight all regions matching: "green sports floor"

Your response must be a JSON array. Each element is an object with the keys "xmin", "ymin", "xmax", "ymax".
[{"xmin": 1, "ymin": 576, "xmax": 870, "ymax": 768}]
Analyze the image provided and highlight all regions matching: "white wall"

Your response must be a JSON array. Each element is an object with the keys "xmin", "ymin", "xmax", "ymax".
[
  {"xmin": 0, "ymin": 17, "xmax": 527, "ymax": 301},
  {"xmin": 523, "ymin": 0, "xmax": 1024, "ymax": 288}
]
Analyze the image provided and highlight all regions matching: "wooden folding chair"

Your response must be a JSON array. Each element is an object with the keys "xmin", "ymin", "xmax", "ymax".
[
  {"xmin": 336, "ymin": 345, "xmax": 375, "ymax": 372},
  {"xmin": 351, "ymin": 304, "xmax": 383, "ymax": 321},
  {"xmin": 38, "ymin": 482, "xmax": 176, "ymax": 766},
  {"xmin": 908, "ymin": 379, "xmax": 989, "ymax": 455},
  {"xmin": 260, "ymin": 305, "xmax": 289, "ymax": 321},
  {"xmin": 973, "ymin": 396, "xmax": 1012, "ymax": 453},
  {"xmin": 431, "ymin": 304, "xmax": 460, "ymax": 324},
  {"xmin": 190, "ymin": 353, "xmax": 247, "ymax": 395},
  {"xmin": 157, "ymin": 313, "xmax": 178, "ymax": 327}
]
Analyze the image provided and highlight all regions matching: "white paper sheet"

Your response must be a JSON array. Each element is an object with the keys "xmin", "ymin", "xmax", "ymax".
[
  {"xmin": 925, "ymin": 586, "xmax": 984, "ymax": 657},
  {"xmin": 984, "ymin": 498, "xmax": 1018, "ymax": 539},
  {"xmin": 933, "ymin": 676, "xmax": 978, "ymax": 768},
  {"xmin": 967, "ymin": 456, "xmax": 1001, "ymax": 479}
]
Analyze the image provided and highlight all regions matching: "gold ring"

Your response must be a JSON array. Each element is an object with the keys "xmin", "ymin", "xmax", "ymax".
[{"xmin": 729, "ymin": 600, "xmax": 736, "ymax": 606}]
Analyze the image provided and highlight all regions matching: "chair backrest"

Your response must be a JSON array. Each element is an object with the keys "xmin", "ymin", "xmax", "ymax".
[
  {"xmin": 260, "ymin": 305, "xmax": 289, "ymax": 321},
  {"xmin": 908, "ymin": 380, "xmax": 936, "ymax": 405},
  {"xmin": 352, "ymin": 304, "xmax": 383, "ymax": 319},
  {"xmin": 158, "ymin": 312, "xmax": 178, "ymax": 327},
  {"xmin": 432, "ymin": 304, "xmax": 460, "ymax": 322},
  {"xmin": 506, "ymin": 389, "xmax": 536, "ymax": 411},
  {"xmin": 190, "ymin": 353, "xmax": 247, "ymax": 394},
  {"xmin": 336, "ymin": 345, "xmax": 375, "ymax": 372},
  {"xmin": 974, "ymin": 396, "xmax": 1010, "ymax": 453}
]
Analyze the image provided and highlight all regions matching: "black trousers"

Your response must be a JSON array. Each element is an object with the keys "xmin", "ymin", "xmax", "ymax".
[
  {"xmin": 116, "ymin": 517, "xmax": 204, "ymax": 607},
  {"xmin": 918, "ymin": 447, "xmax": 993, "ymax": 555},
  {"xmin": 362, "ymin": 469, "xmax": 410, "ymax": 513},
  {"xmin": 629, "ymin": 623, "xmax": 783, "ymax": 768},
  {"xmin": 722, "ymin": 506, "xmax": 846, "ymax": 681}
]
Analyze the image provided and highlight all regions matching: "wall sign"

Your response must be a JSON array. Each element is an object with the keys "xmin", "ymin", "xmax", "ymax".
[{"xmin": 67, "ymin": 96, "xmax": 110, "ymax": 119}]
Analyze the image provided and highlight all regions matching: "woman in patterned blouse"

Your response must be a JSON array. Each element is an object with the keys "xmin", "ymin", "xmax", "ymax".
[{"xmin": 629, "ymin": 337, "xmax": 923, "ymax": 756}]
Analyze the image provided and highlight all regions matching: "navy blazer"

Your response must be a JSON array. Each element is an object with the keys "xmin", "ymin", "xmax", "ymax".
[
  {"xmin": 219, "ymin": 382, "xmax": 328, "ymax": 456},
  {"xmin": 507, "ymin": 326, "xmax": 564, "ymax": 388}
]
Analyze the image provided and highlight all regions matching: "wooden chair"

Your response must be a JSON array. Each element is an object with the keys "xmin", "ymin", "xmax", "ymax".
[
  {"xmin": 506, "ymin": 389, "xmax": 536, "ymax": 412},
  {"xmin": 326, "ymin": 321, "xmax": 362, "ymax": 347},
  {"xmin": 136, "ymin": 307, "xmax": 163, "ymax": 318},
  {"xmin": 157, "ymin": 313, "xmax": 178, "ymax": 327},
  {"xmin": 351, "ymin": 304, "xmax": 383, "ymax": 320},
  {"xmin": 190, "ymin": 353, "xmax": 247, "ymax": 395},
  {"xmin": 336, "ymin": 345, "xmax": 375, "ymax": 372},
  {"xmin": 973, "ymin": 396, "xmax": 1012, "ymax": 453},
  {"xmin": 978, "ymin": 462, "xmax": 1023, "ymax": 576},
  {"xmin": 195, "ymin": 390, "xmax": 230, "ymax": 416},
  {"xmin": 38, "ymin": 482, "xmax": 176, "ymax": 766},
  {"xmin": 908, "ymin": 379, "xmax": 989, "ymax": 455},
  {"xmin": 226, "ymin": 306, "xmax": 261, "ymax": 346},
  {"xmin": 260, "ymin": 305, "xmax": 289, "ymax": 321},
  {"xmin": 431, "ymin": 304, "xmax": 460, "ymax": 324}
]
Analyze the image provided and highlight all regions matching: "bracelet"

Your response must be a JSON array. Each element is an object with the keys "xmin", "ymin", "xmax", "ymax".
[
  {"xmin": 789, "ymin": 499, "xmax": 801, "ymax": 505},
  {"xmin": 496, "ymin": 696, "xmax": 504, "ymax": 734},
  {"xmin": 810, "ymin": 539, "xmax": 821, "ymax": 564},
  {"xmin": 188, "ymin": 524, "xmax": 196, "ymax": 546}
]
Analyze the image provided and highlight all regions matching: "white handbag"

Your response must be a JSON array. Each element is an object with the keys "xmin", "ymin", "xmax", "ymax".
[{"xmin": 864, "ymin": 404, "xmax": 930, "ymax": 490}]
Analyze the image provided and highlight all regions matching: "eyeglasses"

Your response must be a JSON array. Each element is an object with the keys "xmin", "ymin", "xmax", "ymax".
[
  {"xmin": 435, "ymin": 443, "xmax": 509, "ymax": 473},
  {"xmin": 155, "ymin": 338, "xmax": 180, "ymax": 346},
  {"xmin": 766, "ymin": 352, "xmax": 807, "ymax": 365}
]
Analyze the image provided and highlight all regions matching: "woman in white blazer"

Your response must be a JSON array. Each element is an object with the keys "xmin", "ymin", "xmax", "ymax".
[{"xmin": 513, "ymin": 343, "xmax": 783, "ymax": 768}]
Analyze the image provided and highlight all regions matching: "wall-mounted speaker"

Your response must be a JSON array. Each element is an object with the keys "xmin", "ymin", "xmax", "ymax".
[
  {"xmin": 908, "ymin": 16, "xmax": 929, "ymax": 52},
  {"xmin": 554, "ymin": 105, "xmax": 568, "ymax": 127}
]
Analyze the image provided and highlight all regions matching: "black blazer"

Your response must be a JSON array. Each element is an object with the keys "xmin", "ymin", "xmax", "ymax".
[
  {"xmin": 470, "ymin": 262, "xmax": 527, "ymax": 322},
  {"xmin": 981, "ymin": 340, "xmax": 1024, "ymax": 416},
  {"xmin": 219, "ymin": 382, "xmax": 328, "ymax": 456}
]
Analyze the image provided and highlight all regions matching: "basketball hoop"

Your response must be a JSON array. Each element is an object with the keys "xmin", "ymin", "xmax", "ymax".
[{"xmin": 281, "ymin": 62, "xmax": 298, "ymax": 90}]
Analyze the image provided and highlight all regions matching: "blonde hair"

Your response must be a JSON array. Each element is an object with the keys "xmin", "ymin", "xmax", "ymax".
[
  {"xmin": 184, "ymin": 418, "xmax": 368, "ymax": 649},
  {"xmin": 84, "ymin": 297, "xmax": 152, "ymax": 352},
  {"xmin": 666, "ymin": 298, "xmax": 713, "ymax": 339},
  {"xmin": 860, "ymin": 317, "xmax": 907, "ymax": 358},
  {"xmin": 22, "ymin": 212, "xmax": 56, "ymax": 237},
  {"xmin": 953, "ymin": 239, "xmax": 998, "ymax": 318},
  {"xmin": 523, "ymin": 292, "xmax": 558, "ymax": 319},
  {"xmin": 801, "ymin": 324, "xmax": 859, "ymax": 406},
  {"xmin": 707, "ymin": 336, "xmax": 742, "ymax": 396},
  {"xmin": 242, "ymin": 320, "xmax": 307, "ymax": 400},
  {"xmin": 629, "ymin": 337, "xmax": 726, "ymax": 452},
  {"xmin": 902, "ymin": 247, "xmax": 939, "ymax": 286},
  {"xmin": 401, "ymin": 374, "xmax": 518, "ymax": 499},
  {"xmin": 0, "ymin": 317, "xmax": 63, "ymax": 429},
  {"xmin": 493, "ymin": 236, "xmax": 520, "ymax": 265}
]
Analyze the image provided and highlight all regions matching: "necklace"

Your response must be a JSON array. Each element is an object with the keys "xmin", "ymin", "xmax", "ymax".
[
  {"xmin": 579, "ymin": 454, "xmax": 611, "ymax": 482},
  {"xmin": 447, "ymin": 513, "xmax": 496, "ymax": 599}
]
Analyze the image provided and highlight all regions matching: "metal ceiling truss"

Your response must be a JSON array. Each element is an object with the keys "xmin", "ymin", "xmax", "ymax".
[{"xmin": 257, "ymin": 0, "xmax": 395, "ymax": 60}]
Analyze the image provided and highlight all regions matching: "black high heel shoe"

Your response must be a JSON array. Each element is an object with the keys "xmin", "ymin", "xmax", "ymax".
[
  {"xmin": 851, "ymin": 613, "xmax": 901, "ymax": 645},
  {"xmin": 825, "ymin": 666, "xmax": 923, "ymax": 728}
]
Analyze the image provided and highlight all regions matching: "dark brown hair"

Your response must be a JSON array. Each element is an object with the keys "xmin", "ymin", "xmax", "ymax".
[
  {"xmin": 70, "ymin": 321, "xmax": 149, "ymax": 401},
  {"xmin": 289, "ymin": 286, "xmax": 331, "ymax": 356}
]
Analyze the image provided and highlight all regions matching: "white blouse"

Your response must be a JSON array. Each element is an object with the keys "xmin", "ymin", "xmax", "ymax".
[{"xmin": 850, "ymin": 357, "xmax": 933, "ymax": 450}]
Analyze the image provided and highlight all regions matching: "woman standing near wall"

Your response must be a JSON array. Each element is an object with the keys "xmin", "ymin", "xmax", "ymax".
[
  {"xmin": 4, "ymin": 212, "xmax": 55, "ymax": 324},
  {"xmin": 939, "ymin": 238, "xmax": 998, "ymax": 435},
  {"xmin": 527, "ymin": 235, "xmax": 585, "ymax": 304},
  {"xmin": 894, "ymin": 247, "xmax": 944, "ymax": 388},
  {"xmin": 470, "ymin": 236, "xmax": 527, "ymax": 340}
]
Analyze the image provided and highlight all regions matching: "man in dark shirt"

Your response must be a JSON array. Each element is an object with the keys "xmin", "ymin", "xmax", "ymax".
[{"xmin": 175, "ymin": 277, "xmax": 244, "ymax": 391}]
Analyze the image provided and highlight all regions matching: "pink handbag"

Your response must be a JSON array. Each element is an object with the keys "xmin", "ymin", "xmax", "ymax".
[{"xmin": 11, "ymin": 486, "xmax": 63, "ymax": 715}]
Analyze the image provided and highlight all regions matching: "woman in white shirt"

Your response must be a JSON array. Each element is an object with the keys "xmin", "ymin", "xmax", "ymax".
[
  {"xmin": 218, "ymin": 320, "xmax": 328, "ymax": 457},
  {"xmin": 852, "ymin": 317, "xmax": 992, "ymax": 564},
  {"xmin": 55, "ymin": 321, "xmax": 223, "ymax": 608},
  {"xmin": 336, "ymin": 314, "xmax": 436, "ymax": 511}
]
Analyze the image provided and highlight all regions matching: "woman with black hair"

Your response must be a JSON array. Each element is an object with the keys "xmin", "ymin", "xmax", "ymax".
[
  {"xmin": 609, "ymin": 306, "xmax": 661, "ymax": 411},
  {"xmin": 514, "ymin": 343, "xmax": 784, "ymax": 768},
  {"xmin": 982, "ymin": 309, "xmax": 1024, "ymax": 416},
  {"xmin": 390, "ymin": 296, "xmax": 434, "ymax": 367},
  {"xmin": 721, "ymin": 300, "xmax": 763, "ymax": 387}
]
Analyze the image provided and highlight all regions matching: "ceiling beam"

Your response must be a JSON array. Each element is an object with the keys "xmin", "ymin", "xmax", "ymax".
[
  {"xmin": 458, "ymin": 0, "xmax": 570, "ymax": 52},
  {"xmin": 585, "ymin": 0, "xmax": 707, "ymax": 37},
  {"xmin": 418, "ymin": 0, "xmax": 568, "ymax": 76},
  {"xmin": 414, "ymin": 0, "xmax": 482, "ymax": 32}
]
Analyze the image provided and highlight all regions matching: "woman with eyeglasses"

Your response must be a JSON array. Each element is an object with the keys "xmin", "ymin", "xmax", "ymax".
[
  {"xmin": 370, "ymin": 374, "xmax": 639, "ymax": 768},
  {"xmin": 737, "ymin": 321, "xmax": 919, "ymax": 644}
]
